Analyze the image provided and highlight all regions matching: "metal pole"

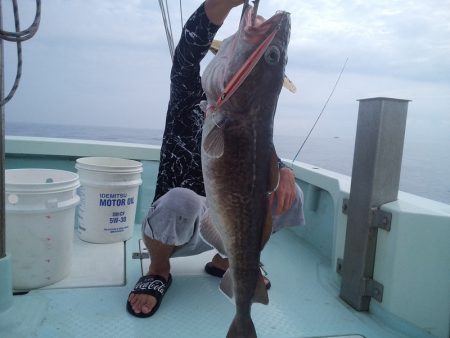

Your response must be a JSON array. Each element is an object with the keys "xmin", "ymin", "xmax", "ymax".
[
  {"xmin": 0, "ymin": 0, "xmax": 6, "ymax": 260},
  {"xmin": 339, "ymin": 97, "xmax": 409, "ymax": 310}
]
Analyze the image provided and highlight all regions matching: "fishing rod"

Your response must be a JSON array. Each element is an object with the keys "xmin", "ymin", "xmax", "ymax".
[
  {"xmin": 158, "ymin": 0, "xmax": 187, "ymax": 61},
  {"xmin": 158, "ymin": 0, "xmax": 175, "ymax": 60},
  {"xmin": 179, "ymin": 0, "xmax": 184, "ymax": 28},
  {"xmin": 291, "ymin": 57, "xmax": 348, "ymax": 165}
]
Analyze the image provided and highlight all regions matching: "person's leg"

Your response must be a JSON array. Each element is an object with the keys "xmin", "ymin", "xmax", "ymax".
[
  {"xmin": 146, "ymin": 238, "xmax": 174, "ymax": 279},
  {"xmin": 127, "ymin": 237, "xmax": 175, "ymax": 316},
  {"xmin": 127, "ymin": 187, "xmax": 210, "ymax": 316},
  {"xmin": 205, "ymin": 253, "xmax": 272, "ymax": 289}
]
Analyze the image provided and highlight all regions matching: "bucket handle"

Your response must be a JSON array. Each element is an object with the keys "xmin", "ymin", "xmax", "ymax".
[{"xmin": 45, "ymin": 198, "xmax": 59, "ymax": 209}]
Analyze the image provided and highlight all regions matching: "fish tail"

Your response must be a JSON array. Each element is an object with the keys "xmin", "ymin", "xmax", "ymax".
[{"xmin": 226, "ymin": 314, "xmax": 257, "ymax": 338}]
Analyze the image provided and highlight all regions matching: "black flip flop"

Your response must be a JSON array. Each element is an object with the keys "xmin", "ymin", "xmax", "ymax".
[
  {"xmin": 204, "ymin": 262, "xmax": 226, "ymax": 277},
  {"xmin": 204, "ymin": 263, "xmax": 271, "ymax": 289},
  {"xmin": 126, "ymin": 274, "xmax": 172, "ymax": 318}
]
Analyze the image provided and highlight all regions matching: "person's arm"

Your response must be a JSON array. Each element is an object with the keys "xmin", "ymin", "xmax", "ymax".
[{"xmin": 168, "ymin": 1, "xmax": 243, "ymax": 111}]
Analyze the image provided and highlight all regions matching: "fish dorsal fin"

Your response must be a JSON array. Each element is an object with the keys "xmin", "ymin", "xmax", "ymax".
[
  {"xmin": 203, "ymin": 116, "xmax": 229, "ymax": 158},
  {"xmin": 252, "ymin": 271, "xmax": 269, "ymax": 305}
]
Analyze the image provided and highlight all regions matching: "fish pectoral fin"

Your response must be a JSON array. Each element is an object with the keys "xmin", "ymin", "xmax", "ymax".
[
  {"xmin": 199, "ymin": 100, "xmax": 208, "ymax": 113},
  {"xmin": 203, "ymin": 117, "xmax": 230, "ymax": 158},
  {"xmin": 252, "ymin": 271, "xmax": 269, "ymax": 305},
  {"xmin": 219, "ymin": 269, "xmax": 235, "ymax": 303}
]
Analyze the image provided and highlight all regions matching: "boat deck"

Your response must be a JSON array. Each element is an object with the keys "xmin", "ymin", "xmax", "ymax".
[
  {"xmin": 3, "ymin": 137, "xmax": 446, "ymax": 338},
  {"xmin": 0, "ymin": 225, "xmax": 414, "ymax": 338}
]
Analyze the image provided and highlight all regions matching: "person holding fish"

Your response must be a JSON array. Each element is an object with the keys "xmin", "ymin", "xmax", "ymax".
[{"xmin": 127, "ymin": 0, "xmax": 304, "ymax": 332}]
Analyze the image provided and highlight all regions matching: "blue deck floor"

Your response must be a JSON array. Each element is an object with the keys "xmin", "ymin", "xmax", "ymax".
[{"xmin": 0, "ymin": 226, "xmax": 415, "ymax": 338}]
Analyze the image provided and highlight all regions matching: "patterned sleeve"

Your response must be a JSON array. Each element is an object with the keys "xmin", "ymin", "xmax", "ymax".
[
  {"xmin": 153, "ymin": 3, "xmax": 222, "ymax": 202},
  {"xmin": 168, "ymin": 3, "xmax": 221, "ymax": 111}
]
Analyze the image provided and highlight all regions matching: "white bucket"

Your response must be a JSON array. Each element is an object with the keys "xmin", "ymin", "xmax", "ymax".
[
  {"xmin": 5, "ymin": 169, "xmax": 80, "ymax": 290},
  {"xmin": 75, "ymin": 157, "xmax": 143, "ymax": 244}
]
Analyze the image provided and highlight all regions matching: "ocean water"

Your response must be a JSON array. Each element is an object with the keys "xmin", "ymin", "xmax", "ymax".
[{"xmin": 5, "ymin": 121, "xmax": 450, "ymax": 205}]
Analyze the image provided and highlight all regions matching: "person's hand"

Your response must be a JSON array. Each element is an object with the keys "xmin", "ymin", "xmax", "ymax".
[
  {"xmin": 229, "ymin": 0, "xmax": 245, "ymax": 7},
  {"xmin": 205, "ymin": 0, "xmax": 245, "ymax": 25},
  {"xmin": 269, "ymin": 167, "xmax": 296, "ymax": 215}
]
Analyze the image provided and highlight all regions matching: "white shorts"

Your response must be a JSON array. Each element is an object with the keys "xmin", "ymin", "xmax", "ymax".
[{"xmin": 142, "ymin": 186, "xmax": 305, "ymax": 258}]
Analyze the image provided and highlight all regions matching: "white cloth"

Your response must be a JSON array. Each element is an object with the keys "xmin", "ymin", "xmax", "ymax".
[{"xmin": 142, "ymin": 185, "xmax": 305, "ymax": 258}]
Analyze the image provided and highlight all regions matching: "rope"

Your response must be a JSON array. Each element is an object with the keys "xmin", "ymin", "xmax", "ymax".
[
  {"xmin": 0, "ymin": 0, "xmax": 41, "ymax": 42},
  {"xmin": 0, "ymin": 0, "xmax": 41, "ymax": 107}
]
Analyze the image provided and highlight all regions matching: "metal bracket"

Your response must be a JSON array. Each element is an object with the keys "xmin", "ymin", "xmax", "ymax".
[
  {"xmin": 362, "ymin": 278, "xmax": 384, "ymax": 303},
  {"xmin": 132, "ymin": 252, "xmax": 149, "ymax": 259},
  {"xmin": 342, "ymin": 198, "xmax": 391, "ymax": 231},
  {"xmin": 337, "ymin": 259, "xmax": 384, "ymax": 302},
  {"xmin": 342, "ymin": 198, "xmax": 349, "ymax": 214},
  {"xmin": 369, "ymin": 208, "xmax": 392, "ymax": 231},
  {"xmin": 336, "ymin": 258, "xmax": 343, "ymax": 275}
]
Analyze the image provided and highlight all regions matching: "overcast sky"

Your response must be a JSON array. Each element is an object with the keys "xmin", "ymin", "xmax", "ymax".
[{"xmin": 2, "ymin": 0, "xmax": 449, "ymax": 142}]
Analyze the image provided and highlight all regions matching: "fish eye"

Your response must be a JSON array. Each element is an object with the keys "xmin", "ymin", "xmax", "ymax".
[{"xmin": 264, "ymin": 46, "xmax": 281, "ymax": 65}]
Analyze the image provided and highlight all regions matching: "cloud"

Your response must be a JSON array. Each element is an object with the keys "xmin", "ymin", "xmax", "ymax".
[
  {"xmin": 2, "ymin": 0, "xmax": 449, "ymax": 135},
  {"xmin": 270, "ymin": 0, "xmax": 450, "ymax": 82}
]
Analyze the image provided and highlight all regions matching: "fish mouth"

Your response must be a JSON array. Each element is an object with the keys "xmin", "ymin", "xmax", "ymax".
[{"xmin": 240, "ymin": 6, "xmax": 290, "ymax": 45}]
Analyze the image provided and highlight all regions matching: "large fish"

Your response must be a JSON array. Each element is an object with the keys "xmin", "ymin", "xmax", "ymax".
[{"xmin": 201, "ymin": 3, "xmax": 291, "ymax": 338}]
